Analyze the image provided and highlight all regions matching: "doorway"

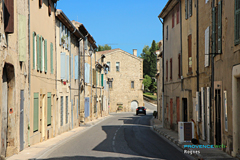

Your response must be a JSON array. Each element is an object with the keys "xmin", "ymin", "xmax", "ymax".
[
  {"xmin": 215, "ymin": 89, "xmax": 221, "ymax": 145},
  {"xmin": 182, "ymin": 98, "xmax": 188, "ymax": 122}
]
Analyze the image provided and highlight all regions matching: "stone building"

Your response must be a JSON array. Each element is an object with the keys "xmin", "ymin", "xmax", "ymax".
[
  {"xmin": 159, "ymin": 1, "xmax": 182, "ymax": 131},
  {"xmin": 97, "ymin": 49, "xmax": 143, "ymax": 112},
  {"xmin": 0, "ymin": 0, "xmax": 29, "ymax": 157}
]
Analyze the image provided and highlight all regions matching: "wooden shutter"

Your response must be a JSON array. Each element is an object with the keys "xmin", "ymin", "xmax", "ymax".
[
  {"xmin": 75, "ymin": 56, "xmax": 78, "ymax": 79},
  {"xmin": 189, "ymin": 0, "xmax": 192, "ymax": 17},
  {"xmin": 235, "ymin": 0, "xmax": 240, "ymax": 45},
  {"xmin": 47, "ymin": 93, "xmax": 51, "ymax": 126},
  {"xmin": 33, "ymin": 32, "xmax": 35, "ymax": 69},
  {"xmin": 170, "ymin": 58, "xmax": 172, "ymax": 80},
  {"xmin": 212, "ymin": 7, "xmax": 216, "ymax": 55},
  {"xmin": 178, "ymin": 54, "xmax": 181, "ymax": 79},
  {"xmin": 66, "ymin": 55, "xmax": 69, "ymax": 81},
  {"xmin": 188, "ymin": 34, "xmax": 192, "ymax": 73},
  {"xmin": 37, "ymin": 35, "xmax": 40, "ymax": 71},
  {"xmin": 93, "ymin": 69, "xmax": 96, "ymax": 85},
  {"xmin": 166, "ymin": 60, "xmax": 168, "ymax": 81},
  {"xmin": 218, "ymin": 1, "xmax": 222, "ymax": 53},
  {"xmin": 60, "ymin": 52, "xmax": 65, "ymax": 79},
  {"xmin": 101, "ymin": 74, "xmax": 104, "ymax": 86},
  {"xmin": 185, "ymin": 0, "xmax": 188, "ymax": 19},
  {"xmin": 172, "ymin": 12, "xmax": 174, "ymax": 28},
  {"xmin": 33, "ymin": 93, "xmax": 39, "ymax": 132},
  {"xmin": 45, "ymin": 39, "xmax": 47, "ymax": 73},
  {"xmin": 40, "ymin": 36, "xmax": 43, "ymax": 71},
  {"xmin": 4, "ymin": 0, "xmax": 14, "ymax": 33},
  {"xmin": 50, "ymin": 43, "xmax": 53, "ymax": 74}
]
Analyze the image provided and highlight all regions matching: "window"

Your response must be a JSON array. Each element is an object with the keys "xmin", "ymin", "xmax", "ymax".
[
  {"xmin": 188, "ymin": 34, "xmax": 192, "ymax": 73},
  {"xmin": 33, "ymin": 32, "xmax": 36, "ymax": 69},
  {"xmin": 107, "ymin": 62, "xmax": 110, "ymax": 71},
  {"xmin": 166, "ymin": 26, "xmax": 168, "ymax": 40},
  {"xmin": 177, "ymin": 5, "xmax": 180, "ymax": 24},
  {"xmin": 50, "ymin": 43, "xmax": 54, "ymax": 74},
  {"xmin": 131, "ymin": 81, "xmax": 134, "ymax": 89},
  {"xmin": 170, "ymin": 58, "xmax": 172, "ymax": 80},
  {"xmin": 4, "ymin": 0, "xmax": 14, "ymax": 33},
  {"xmin": 47, "ymin": 93, "xmax": 51, "ymax": 126},
  {"xmin": 37, "ymin": 34, "xmax": 40, "ymax": 71},
  {"xmin": 235, "ymin": 0, "xmax": 240, "ymax": 44},
  {"xmin": 60, "ymin": 52, "xmax": 66, "ymax": 80},
  {"xmin": 40, "ymin": 36, "xmax": 44, "ymax": 72},
  {"xmin": 185, "ymin": 0, "xmax": 192, "ymax": 19},
  {"xmin": 60, "ymin": 96, "xmax": 63, "ymax": 126},
  {"xmin": 109, "ymin": 81, "xmax": 112, "ymax": 89},
  {"xmin": 172, "ymin": 12, "xmax": 174, "ymax": 28},
  {"xmin": 33, "ymin": 93, "xmax": 39, "ymax": 132},
  {"xmin": 116, "ymin": 62, "xmax": 120, "ymax": 72},
  {"xmin": 39, "ymin": 0, "xmax": 42, "ymax": 8},
  {"xmin": 178, "ymin": 54, "xmax": 181, "ymax": 79},
  {"xmin": 66, "ymin": 96, "xmax": 68, "ymax": 124},
  {"xmin": 44, "ymin": 39, "xmax": 47, "ymax": 73},
  {"xmin": 48, "ymin": 0, "xmax": 51, "ymax": 16},
  {"xmin": 166, "ymin": 60, "xmax": 168, "ymax": 81}
]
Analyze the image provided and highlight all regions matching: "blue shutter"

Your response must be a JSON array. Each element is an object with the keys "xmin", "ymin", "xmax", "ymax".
[
  {"xmin": 85, "ymin": 63, "xmax": 90, "ymax": 83},
  {"xmin": 68, "ymin": 30, "xmax": 70, "ymax": 51},
  {"xmin": 60, "ymin": 22, "xmax": 62, "ymax": 45},
  {"xmin": 75, "ymin": 56, "xmax": 78, "ymax": 80},
  {"xmin": 71, "ymin": 54, "xmax": 73, "ymax": 79},
  {"xmin": 66, "ymin": 55, "xmax": 69, "ymax": 81},
  {"xmin": 60, "ymin": 52, "xmax": 65, "ymax": 79}
]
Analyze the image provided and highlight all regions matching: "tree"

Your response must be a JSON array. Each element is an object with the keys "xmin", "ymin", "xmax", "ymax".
[
  {"xmin": 143, "ymin": 75, "xmax": 152, "ymax": 91},
  {"xmin": 97, "ymin": 44, "xmax": 112, "ymax": 51}
]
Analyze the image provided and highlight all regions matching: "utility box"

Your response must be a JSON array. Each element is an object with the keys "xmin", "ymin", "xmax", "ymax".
[{"xmin": 178, "ymin": 122, "xmax": 195, "ymax": 143}]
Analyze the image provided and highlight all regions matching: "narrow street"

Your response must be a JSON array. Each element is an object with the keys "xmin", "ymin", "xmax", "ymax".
[{"xmin": 38, "ymin": 101, "xmax": 191, "ymax": 160}]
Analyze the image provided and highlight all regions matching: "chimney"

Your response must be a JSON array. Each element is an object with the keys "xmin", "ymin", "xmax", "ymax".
[{"xmin": 133, "ymin": 49, "xmax": 137, "ymax": 56}]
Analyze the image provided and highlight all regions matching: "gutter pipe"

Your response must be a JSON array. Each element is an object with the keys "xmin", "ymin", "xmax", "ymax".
[{"xmin": 28, "ymin": 0, "xmax": 31, "ymax": 147}]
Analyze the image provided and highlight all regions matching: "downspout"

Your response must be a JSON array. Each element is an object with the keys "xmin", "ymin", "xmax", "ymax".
[
  {"xmin": 28, "ymin": 0, "xmax": 31, "ymax": 147},
  {"xmin": 158, "ymin": 17, "xmax": 164, "ymax": 128},
  {"xmin": 90, "ymin": 47, "xmax": 92, "ymax": 121},
  {"xmin": 180, "ymin": 0, "xmax": 183, "ymax": 91},
  {"xmin": 95, "ymin": 50, "xmax": 97, "ymax": 117},
  {"xmin": 78, "ymin": 38, "xmax": 82, "ymax": 126}
]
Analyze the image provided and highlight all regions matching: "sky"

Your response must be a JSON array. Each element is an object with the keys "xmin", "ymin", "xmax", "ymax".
[{"xmin": 57, "ymin": 0, "xmax": 167, "ymax": 57}]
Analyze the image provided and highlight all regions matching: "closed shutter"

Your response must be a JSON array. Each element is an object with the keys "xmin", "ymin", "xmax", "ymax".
[
  {"xmin": 212, "ymin": 7, "xmax": 216, "ymax": 56},
  {"xmin": 45, "ymin": 39, "xmax": 47, "ymax": 73},
  {"xmin": 37, "ymin": 35, "xmax": 40, "ymax": 70},
  {"xmin": 71, "ymin": 54, "xmax": 73, "ymax": 79},
  {"xmin": 185, "ymin": 0, "xmax": 188, "ymax": 19},
  {"xmin": 47, "ymin": 93, "xmax": 51, "ymax": 126},
  {"xmin": 68, "ymin": 31, "xmax": 71, "ymax": 50},
  {"xmin": 50, "ymin": 43, "xmax": 53, "ymax": 74},
  {"xmin": 218, "ymin": 1, "xmax": 222, "ymax": 53},
  {"xmin": 188, "ymin": 34, "xmax": 192, "ymax": 73},
  {"xmin": 33, "ymin": 32, "xmax": 35, "ymax": 69},
  {"xmin": 33, "ymin": 93, "xmax": 39, "ymax": 132},
  {"xmin": 4, "ymin": 0, "xmax": 14, "ymax": 33},
  {"xmin": 93, "ymin": 69, "xmax": 96, "ymax": 85},
  {"xmin": 40, "ymin": 36, "xmax": 43, "ymax": 72},
  {"xmin": 85, "ymin": 63, "xmax": 90, "ymax": 83},
  {"xmin": 172, "ymin": 12, "xmax": 174, "ymax": 28},
  {"xmin": 60, "ymin": 52, "xmax": 65, "ymax": 79},
  {"xmin": 61, "ymin": 96, "xmax": 63, "ymax": 126},
  {"xmin": 189, "ymin": 0, "xmax": 192, "ymax": 17},
  {"xmin": 75, "ymin": 56, "xmax": 78, "ymax": 79},
  {"xmin": 66, "ymin": 55, "xmax": 69, "ymax": 81},
  {"xmin": 235, "ymin": 0, "xmax": 240, "ymax": 45},
  {"xmin": 101, "ymin": 74, "xmax": 104, "ymax": 86},
  {"xmin": 60, "ymin": 22, "xmax": 62, "ymax": 45}
]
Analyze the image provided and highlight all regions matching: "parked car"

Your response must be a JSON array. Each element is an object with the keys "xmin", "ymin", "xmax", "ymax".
[{"xmin": 136, "ymin": 107, "xmax": 146, "ymax": 115}]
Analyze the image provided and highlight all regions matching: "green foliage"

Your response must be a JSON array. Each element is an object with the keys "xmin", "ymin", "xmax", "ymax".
[
  {"xmin": 97, "ymin": 44, "xmax": 112, "ymax": 51},
  {"xmin": 143, "ymin": 75, "xmax": 151, "ymax": 91}
]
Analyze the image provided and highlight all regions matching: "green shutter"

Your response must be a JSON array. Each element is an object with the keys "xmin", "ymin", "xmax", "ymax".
[
  {"xmin": 37, "ymin": 35, "xmax": 40, "ymax": 70},
  {"xmin": 50, "ymin": 43, "xmax": 53, "ymax": 74},
  {"xmin": 218, "ymin": 1, "xmax": 222, "ymax": 53},
  {"xmin": 33, "ymin": 93, "xmax": 39, "ymax": 132},
  {"xmin": 47, "ymin": 92, "xmax": 51, "ymax": 126},
  {"xmin": 235, "ymin": 0, "xmax": 240, "ymax": 45},
  {"xmin": 45, "ymin": 39, "xmax": 47, "ymax": 73},
  {"xmin": 33, "ymin": 32, "xmax": 35, "ymax": 69},
  {"xmin": 40, "ymin": 36, "xmax": 43, "ymax": 71},
  {"xmin": 212, "ymin": 7, "xmax": 216, "ymax": 56},
  {"xmin": 101, "ymin": 74, "xmax": 103, "ymax": 86}
]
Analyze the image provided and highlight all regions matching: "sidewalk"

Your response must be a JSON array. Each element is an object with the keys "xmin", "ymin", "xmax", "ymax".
[
  {"xmin": 151, "ymin": 118, "xmax": 238, "ymax": 160},
  {"xmin": 6, "ymin": 115, "xmax": 111, "ymax": 160}
]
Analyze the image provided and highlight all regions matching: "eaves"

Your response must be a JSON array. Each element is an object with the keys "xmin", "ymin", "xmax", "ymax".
[{"xmin": 158, "ymin": 0, "xmax": 178, "ymax": 19}]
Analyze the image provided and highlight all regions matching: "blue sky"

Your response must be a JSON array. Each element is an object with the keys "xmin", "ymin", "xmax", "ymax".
[{"xmin": 57, "ymin": 0, "xmax": 167, "ymax": 56}]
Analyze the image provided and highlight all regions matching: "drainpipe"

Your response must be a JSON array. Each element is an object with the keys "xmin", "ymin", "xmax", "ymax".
[
  {"xmin": 95, "ymin": 51, "xmax": 97, "ymax": 117},
  {"xmin": 28, "ymin": 0, "xmax": 31, "ymax": 147},
  {"xmin": 179, "ymin": 0, "xmax": 183, "ymax": 91},
  {"xmin": 90, "ymin": 48, "xmax": 92, "ymax": 121},
  {"xmin": 78, "ymin": 38, "xmax": 82, "ymax": 125},
  {"xmin": 158, "ymin": 17, "xmax": 164, "ymax": 128}
]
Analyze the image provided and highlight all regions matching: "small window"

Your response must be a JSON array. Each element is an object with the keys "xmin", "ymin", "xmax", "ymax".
[
  {"xmin": 116, "ymin": 62, "xmax": 120, "ymax": 72},
  {"xmin": 131, "ymin": 81, "xmax": 134, "ymax": 89},
  {"xmin": 107, "ymin": 62, "xmax": 110, "ymax": 71},
  {"xmin": 48, "ymin": 0, "xmax": 51, "ymax": 16},
  {"xmin": 39, "ymin": 0, "xmax": 42, "ymax": 8}
]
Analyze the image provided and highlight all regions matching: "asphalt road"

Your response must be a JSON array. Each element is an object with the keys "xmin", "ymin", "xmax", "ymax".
[{"xmin": 39, "ymin": 101, "xmax": 191, "ymax": 160}]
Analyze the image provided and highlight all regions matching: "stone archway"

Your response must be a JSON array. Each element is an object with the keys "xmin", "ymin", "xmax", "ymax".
[{"xmin": 131, "ymin": 100, "xmax": 138, "ymax": 112}]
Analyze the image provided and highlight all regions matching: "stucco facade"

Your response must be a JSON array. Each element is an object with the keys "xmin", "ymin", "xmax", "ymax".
[{"xmin": 97, "ymin": 49, "xmax": 143, "ymax": 112}]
